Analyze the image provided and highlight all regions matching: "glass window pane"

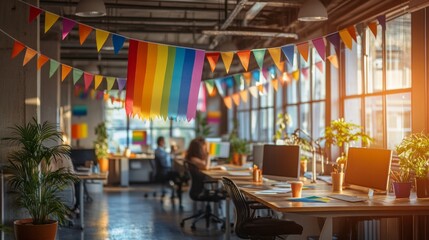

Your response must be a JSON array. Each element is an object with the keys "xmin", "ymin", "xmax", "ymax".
[
  {"xmin": 286, "ymin": 105, "xmax": 298, "ymax": 134},
  {"xmin": 344, "ymin": 98, "xmax": 362, "ymax": 126},
  {"xmin": 238, "ymin": 111, "xmax": 250, "ymax": 140},
  {"xmin": 260, "ymin": 109, "xmax": 269, "ymax": 142},
  {"xmin": 312, "ymin": 49, "xmax": 325, "ymax": 100},
  {"xmin": 268, "ymin": 108, "xmax": 274, "ymax": 142},
  {"xmin": 386, "ymin": 93, "xmax": 411, "ymax": 149},
  {"xmin": 345, "ymin": 35, "xmax": 363, "ymax": 96},
  {"xmin": 312, "ymin": 101, "xmax": 325, "ymax": 139},
  {"xmin": 300, "ymin": 103, "xmax": 311, "ymax": 135},
  {"xmin": 365, "ymin": 96, "xmax": 383, "ymax": 148},
  {"xmin": 276, "ymin": 78, "xmax": 284, "ymax": 108},
  {"xmin": 366, "ymin": 26, "xmax": 383, "ymax": 93},
  {"xmin": 251, "ymin": 110, "xmax": 259, "ymax": 142},
  {"xmin": 300, "ymin": 54, "xmax": 311, "ymax": 102},
  {"xmin": 286, "ymin": 78, "xmax": 298, "ymax": 104},
  {"xmin": 386, "ymin": 14, "xmax": 411, "ymax": 90}
]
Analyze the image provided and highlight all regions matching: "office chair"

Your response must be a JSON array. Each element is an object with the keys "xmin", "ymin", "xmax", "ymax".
[
  {"xmin": 180, "ymin": 161, "xmax": 226, "ymax": 230},
  {"xmin": 221, "ymin": 177, "xmax": 303, "ymax": 239}
]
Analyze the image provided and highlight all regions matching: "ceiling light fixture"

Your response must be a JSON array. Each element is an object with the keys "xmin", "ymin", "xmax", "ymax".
[
  {"xmin": 297, "ymin": 0, "xmax": 328, "ymax": 22},
  {"xmin": 75, "ymin": 0, "xmax": 106, "ymax": 17}
]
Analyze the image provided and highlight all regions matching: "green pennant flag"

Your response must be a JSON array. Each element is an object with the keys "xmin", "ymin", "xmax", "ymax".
[
  {"xmin": 49, "ymin": 59, "xmax": 60, "ymax": 78},
  {"xmin": 233, "ymin": 74, "xmax": 242, "ymax": 89},
  {"xmin": 106, "ymin": 77, "xmax": 116, "ymax": 90},
  {"xmin": 205, "ymin": 79, "xmax": 215, "ymax": 95},
  {"xmin": 73, "ymin": 69, "xmax": 83, "ymax": 85},
  {"xmin": 252, "ymin": 49, "xmax": 266, "ymax": 69}
]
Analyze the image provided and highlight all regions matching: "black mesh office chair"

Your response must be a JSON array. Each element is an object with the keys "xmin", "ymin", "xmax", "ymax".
[
  {"xmin": 221, "ymin": 177, "xmax": 303, "ymax": 239},
  {"xmin": 180, "ymin": 161, "xmax": 225, "ymax": 230}
]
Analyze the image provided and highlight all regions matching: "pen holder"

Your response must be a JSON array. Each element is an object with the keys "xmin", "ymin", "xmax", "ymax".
[
  {"xmin": 331, "ymin": 172, "xmax": 344, "ymax": 192},
  {"xmin": 253, "ymin": 169, "xmax": 262, "ymax": 183}
]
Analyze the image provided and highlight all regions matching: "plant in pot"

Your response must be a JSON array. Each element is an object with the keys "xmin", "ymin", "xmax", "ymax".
[
  {"xmin": 230, "ymin": 137, "xmax": 250, "ymax": 166},
  {"xmin": 318, "ymin": 118, "xmax": 373, "ymax": 166},
  {"xmin": 94, "ymin": 122, "xmax": 109, "ymax": 173},
  {"xmin": 2, "ymin": 118, "xmax": 78, "ymax": 240},
  {"xmin": 390, "ymin": 169, "xmax": 412, "ymax": 198},
  {"xmin": 395, "ymin": 133, "xmax": 429, "ymax": 198}
]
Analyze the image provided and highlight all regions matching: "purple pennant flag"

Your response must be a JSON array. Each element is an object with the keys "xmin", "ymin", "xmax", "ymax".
[
  {"xmin": 112, "ymin": 34, "xmax": 126, "ymax": 54},
  {"xmin": 62, "ymin": 18, "xmax": 76, "ymax": 40},
  {"xmin": 377, "ymin": 15, "xmax": 386, "ymax": 31},
  {"xmin": 326, "ymin": 32, "xmax": 340, "ymax": 56},
  {"xmin": 312, "ymin": 37, "xmax": 326, "ymax": 61},
  {"xmin": 117, "ymin": 78, "xmax": 127, "ymax": 91}
]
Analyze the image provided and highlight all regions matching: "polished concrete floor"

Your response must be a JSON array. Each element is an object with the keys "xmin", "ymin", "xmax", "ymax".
[{"xmin": 58, "ymin": 184, "xmax": 239, "ymax": 240}]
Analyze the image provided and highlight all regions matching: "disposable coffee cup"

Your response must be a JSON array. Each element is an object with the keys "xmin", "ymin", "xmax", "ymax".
[{"xmin": 290, "ymin": 181, "xmax": 304, "ymax": 198}]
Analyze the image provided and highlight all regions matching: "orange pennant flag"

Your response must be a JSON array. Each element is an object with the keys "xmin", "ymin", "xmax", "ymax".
[
  {"xmin": 94, "ymin": 75, "xmax": 103, "ymax": 89},
  {"xmin": 297, "ymin": 42, "xmax": 309, "ymax": 62},
  {"xmin": 208, "ymin": 87, "xmax": 217, "ymax": 97},
  {"xmin": 44, "ymin": 12, "xmax": 59, "ymax": 33},
  {"xmin": 240, "ymin": 90, "xmax": 248, "ymax": 103},
  {"xmin": 236, "ymin": 50, "xmax": 251, "ymax": 71},
  {"xmin": 37, "ymin": 54, "xmax": 49, "ymax": 70},
  {"xmin": 268, "ymin": 48, "xmax": 282, "ymax": 70},
  {"xmin": 248, "ymin": 86, "xmax": 258, "ymax": 98},
  {"xmin": 257, "ymin": 84, "xmax": 264, "ymax": 93},
  {"xmin": 347, "ymin": 26, "xmax": 357, "ymax": 42},
  {"xmin": 221, "ymin": 52, "xmax": 234, "ymax": 73},
  {"xmin": 368, "ymin": 22, "xmax": 378, "ymax": 37},
  {"xmin": 96, "ymin": 29, "xmax": 110, "ymax": 52},
  {"xmin": 223, "ymin": 96, "xmax": 233, "ymax": 109},
  {"xmin": 328, "ymin": 54, "xmax": 339, "ymax": 68},
  {"xmin": 11, "ymin": 41, "xmax": 25, "ymax": 59},
  {"xmin": 79, "ymin": 24, "xmax": 93, "ymax": 45},
  {"xmin": 277, "ymin": 61, "xmax": 285, "ymax": 73},
  {"xmin": 206, "ymin": 52, "xmax": 220, "ymax": 72},
  {"xmin": 61, "ymin": 64, "xmax": 72, "ymax": 81},
  {"xmin": 339, "ymin": 29, "xmax": 353, "ymax": 50},
  {"xmin": 23, "ymin": 48, "xmax": 37, "ymax": 66},
  {"xmin": 243, "ymin": 72, "xmax": 252, "ymax": 86},
  {"xmin": 232, "ymin": 93, "xmax": 240, "ymax": 106},
  {"xmin": 292, "ymin": 70, "xmax": 300, "ymax": 80},
  {"xmin": 271, "ymin": 79, "xmax": 279, "ymax": 91}
]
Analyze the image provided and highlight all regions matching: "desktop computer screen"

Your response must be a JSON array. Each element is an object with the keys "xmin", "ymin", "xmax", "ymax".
[
  {"xmin": 262, "ymin": 145, "xmax": 300, "ymax": 182},
  {"xmin": 207, "ymin": 141, "xmax": 230, "ymax": 159},
  {"xmin": 252, "ymin": 144, "xmax": 264, "ymax": 169},
  {"xmin": 344, "ymin": 147, "xmax": 393, "ymax": 192}
]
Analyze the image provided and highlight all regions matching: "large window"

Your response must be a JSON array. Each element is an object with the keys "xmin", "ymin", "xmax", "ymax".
[{"xmin": 343, "ymin": 14, "xmax": 411, "ymax": 149}]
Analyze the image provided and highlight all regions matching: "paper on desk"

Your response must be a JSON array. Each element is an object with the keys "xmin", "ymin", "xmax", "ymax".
[
  {"xmin": 286, "ymin": 196, "xmax": 330, "ymax": 203},
  {"xmin": 254, "ymin": 188, "xmax": 291, "ymax": 195},
  {"xmin": 229, "ymin": 172, "xmax": 251, "ymax": 176}
]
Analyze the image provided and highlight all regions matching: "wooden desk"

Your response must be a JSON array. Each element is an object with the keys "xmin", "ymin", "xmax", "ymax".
[
  {"xmin": 108, "ymin": 155, "xmax": 154, "ymax": 186},
  {"xmin": 77, "ymin": 173, "xmax": 108, "ymax": 229}
]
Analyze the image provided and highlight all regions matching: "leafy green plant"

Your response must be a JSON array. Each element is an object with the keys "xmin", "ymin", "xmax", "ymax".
[
  {"xmin": 94, "ymin": 122, "xmax": 109, "ymax": 159},
  {"xmin": 195, "ymin": 111, "xmax": 212, "ymax": 138},
  {"xmin": 318, "ymin": 118, "xmax": 373, "ymax": 150},
  {"xmin": 396, "ymin": 133, "xmax": 429, "ymax": 178},
  {"xmin": 274, "ymin": 113, "xmax": 292, "ymax": 141},
  {"xmin": 2, "ymin": 118, "xmax": 78, "ymax": 225},
  {"xmin": 230, "ymin": 137, "xmax": 250, "ymax": 155}
]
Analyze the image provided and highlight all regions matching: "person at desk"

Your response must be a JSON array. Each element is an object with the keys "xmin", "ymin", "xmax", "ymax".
[{"xmin": 185, "ymin": 137, "xmax": 224, "ymax": 171}]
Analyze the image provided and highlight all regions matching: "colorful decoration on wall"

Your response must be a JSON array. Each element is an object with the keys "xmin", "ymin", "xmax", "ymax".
[
  {"xmin": 72, "ymin": 105, "xmax": 88, "ymax": 117},
  {"xmin": 132, "ymin": 130, "xmax": 147, "ymax": 145}
]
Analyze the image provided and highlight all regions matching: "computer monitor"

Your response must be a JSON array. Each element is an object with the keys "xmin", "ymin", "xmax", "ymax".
[
  {"xmin": 262, "ymin": 145, "xmax": 300, "ymax": 182},
  {"xmin": 207, "ymin": 141, "xmax": 230, "ymax": 159},
  {"xmin": 344, "ymin": 147, "xmax": 392, "ymax": 192},
  {"xmin": 252, "ymin": 144, "xmax": 265, "ymax": 169},
  {"xmin": 169, "ymin": 137, "xmax": 185, "ymax": 153},
  {"xmin": 70, "ymin": 148, "xmax": 97, "ymax": 168}
]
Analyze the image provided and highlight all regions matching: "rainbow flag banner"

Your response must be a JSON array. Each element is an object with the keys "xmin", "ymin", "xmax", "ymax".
[
  {"xmin": 126, "ymin": 39, "xmax": 205, "ymax": 120},
  {"xmin": 132, "ymin": 130, "xmax": 147, "ymax": 145}
]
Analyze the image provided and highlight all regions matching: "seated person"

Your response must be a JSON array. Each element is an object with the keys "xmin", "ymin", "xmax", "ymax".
[{"xmin": 185, "ymin": 137, "xmax": 224, "ymax": 171}]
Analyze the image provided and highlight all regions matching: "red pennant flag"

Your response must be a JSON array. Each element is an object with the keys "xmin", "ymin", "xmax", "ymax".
[
  {"xmin": 11, "ymin": 41, "xmax": 25, "ymax": 59},
  {"xmin": 29, "ymin": 6, "xmax": 42, "ymax": 23},
  {"xmin": 347, "ymin": 26, "xmax": 357, "ymax": 42},
  {"xmin": 84, "ymin": 72, "xmax": 94, "ymax": 91},
  {"xmin": 236, "ymin": 50, "xmax": 251, "ymax": 71},
  {"xmin": 206, "ymin": 52, "xmax": 220, "ymax": 72},
  {"xmin": 315, "ymin": 61, "xmax": 324, "ymax": 73},
  {"xmin": 37, "ymin": 54, "xmax": 49, "ymax": 70},
  {"xmin": 301, "ymin": 67, "xmax": 309, "ymax": 79},
  {"xmin": 368, "ymin": 22, "xmax": 378, "ymax": 37},
  {"xmin": 79, "ymin": 24, "xmax": 93, "ymax": 45}
]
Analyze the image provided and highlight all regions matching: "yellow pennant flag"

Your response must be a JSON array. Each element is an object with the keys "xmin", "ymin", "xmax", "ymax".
[
  {"xmin": 248, "ymin": 86, "xmax": 258, "ymax": 98},
  {"xmin": 61, "ymin": 64, "xmax": 72, "ymax": 81},
  {"xmin": 271, "ymin": 79, "xmax": 279, "ymax": 91},
  {"xmin": 221, "ymin": 52, "xmax": 234, "ymax": 73},
  {"xmin": 339, "ymin": 29, "xmax": 353, "ymax": 50},
  {"xmin": 268, "ymin": 48, "xmax": 282, "ymax": 70},
  {"xmin": 106, "ymin": 77, "xmax": 116, "ymax": 91},
  {"xmin": 96, "ymin": 29, "xmax": 110, "ymax": 52},
  {"xmin": 23, "ymin": 48, "xmax": 37, "ymax": 66},
  {"xmin": 327, "ymin": 54, "xmax": 339, "ymax": 68},
  {"xmin": 223, "ymin": 96, "xmax": 233, "ymax": 109},
  {"xmin": 240, "ymin": 90, "xmax": 248, "ymax": 103},
  {"xmin": 94, "ymin": 75, "xmax": 103, "ymax": 89},
  {"xmin": 292, "ymin": 70, "xmax": 300, "ymax": 80},
  {"xmin": 44, "ymin": 12, "xmax": 59, "ymax": 33}
]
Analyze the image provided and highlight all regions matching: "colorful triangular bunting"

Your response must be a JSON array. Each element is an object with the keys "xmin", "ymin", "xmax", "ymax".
[
  {"xmin": 73, "ymin": 68, "xmax": 83, "ymax": 84},
  {"xmin": 301, "ymin": 67, "xmax": 309, "ymax": 79},
  {"xmin": 11, "ymin": 41, "xmax": 25, "ymax": 59},
  {"xmin": 272, "ymin": 79, "xmax": 279, "ymax": 91},
  {"xmin": 106, "ymin": 77, "xmax": 115, "ymax": 90},
  {"xmin": 339, "ymin": 29, "xmax": 353, "ymax": 50},
  {"xmin": 252, "ymin": 49, "xmax": 266, "ymax": 69},
  {"xmin": 94, "ymin": 75, "xmax": 103, "ymax": 89},
  {"xmin": 312, "ymin": 37, "xmax": 326, "ymax": 61},
  {"xmin": 377, "ymin": 15, "xmax": 386, "ymax": 31},
  {"xmin": 117, "ymin": 78, "xmax": 126, "ymax": 91},
  {"xmin": 112, "ymin": 34, "xmax": 126, "ymax": 54},
  {"xmin": 326, "ymin": 32, "xmax": 340, "ymax": 55},
  {"xmin": 29, "ymin": 6, "xmax": 42, "ymax": 23},
  {"xmin": 223, "ymin": 96, "xmax": 232, "ymax": 109},
  {"xmin": 239, "ymin": 90, "xmax": 248, "ymax": 103},
  {"xmin": 62, "ymin": 18, "xmax": 76, "ymax": 40},
  {"xmin": 232, "ymin": 93, "xmax": 240, "ymax": 106},
  {"xmin": 37, "ymin": 54, "xmax": 49, "ymax": 70},
  {"xmin": 281, "ymin": 45, "xmax": 295, "ymax": 65},
  {"xmin": 206, "ymin": 52, "xmax": 220, "ymax": 72},
  {"xmin": 328, "ymin": 54, "xmax": 339, "ymax": 68},
  {"xmin": 79, "ymin": 24, "xmax": 93, "ymax": 45},
  {"xmin": 315, "ymin": 61, "xmax": 324, "ymax": 73},
  {"xmin": 220, "ymin": 52, "xmax": 234, "ymax": 73},
  {"xmin": 61, "ymin": 64, "xmax": 72, "ymax": 81},
  {"xmin": 248, "ymin": 86, "xmax": 258, "ymax": 98},
  {"xmin": 368, "ymin": 22, "xmax": 377, "ymax": 37},
  {"xmin": 84, "ymin": 72, "xmax": 94, "ymax": 91},
  {"xmin": 237, "ymin": 50, "xmax": 251, "ymax": 71},
  {"xmin": 268, "ymin": 48, "xmax": 282, "ymax": 70},
  {"xmin": 23, "ymin": 48, "xmax": 37, "ymax": 66},
  {"xmin": 292, "ymin": 70, "xmax": 300, "ymax": 80},
  {"xmin": 44, "ymin": 12, "xmax": 59, "ymax": 33},
  {"xmin": 297, "ymin": 42, "xmax": 309, "ymax": 62},
  {"xmin": 347, "ymin": 26, "xmax": 357, "ymax": 42},
  {"xmin": 96, "ymin": 29, "xmax": 110, "ymax": 52},
  {"xmin": 49, "ymin": 59, "xmax": 60, "ymax": 78}
]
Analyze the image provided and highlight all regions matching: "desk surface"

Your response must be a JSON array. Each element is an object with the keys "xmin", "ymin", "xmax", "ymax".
[{"xmin": 76, "ymin": 172, "xmax": 108, "ymax": 180}]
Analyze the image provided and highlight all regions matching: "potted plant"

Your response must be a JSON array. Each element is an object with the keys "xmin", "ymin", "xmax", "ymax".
[
  {"xmin": 94, "ymin": 122, "xmax": 109, "ymax": 173},
  {"xmin": 274, "ymin": 113, "xmax": 292, "ymax": 144},
  {"xmin": 195, "ymin": 111, "xmax": 212, "ymax": 138},
  {"xmin": 396, "ymin": 133, "xmax": 429, "ymax": 198},
  {"xmin": 2, "ymin": 118, "xmax": 78, "ymax": 240},
  {"xmin": 318, "ymin": 118, "xmax": 373, "ymax": 164},
  {"xmin": 230, "ymin": 137, "xmax": 250, "ymax": 166},
  {"xmin": 390, "ymin": 169, "xmax": 412, "ymax": 198}
]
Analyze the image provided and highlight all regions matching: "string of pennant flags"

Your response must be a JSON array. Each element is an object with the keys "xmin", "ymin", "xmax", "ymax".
[{"xmin": 15, "ymin": 0, "xmax": 386, "ymax": 119}]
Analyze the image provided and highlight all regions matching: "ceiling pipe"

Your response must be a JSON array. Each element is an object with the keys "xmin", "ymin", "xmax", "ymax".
[
  {"xmin": 243, "ymin": 2, "xmax": 267, "ymax": 26},
  {"xmin": 202, "ymin": 30, "xmax": 298, "ymax": 39}
]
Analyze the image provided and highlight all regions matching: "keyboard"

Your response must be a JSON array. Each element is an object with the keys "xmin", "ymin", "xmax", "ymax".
[{"xmin": 328, "ymin": 194, "xmax": 367, "ymax": 203}]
